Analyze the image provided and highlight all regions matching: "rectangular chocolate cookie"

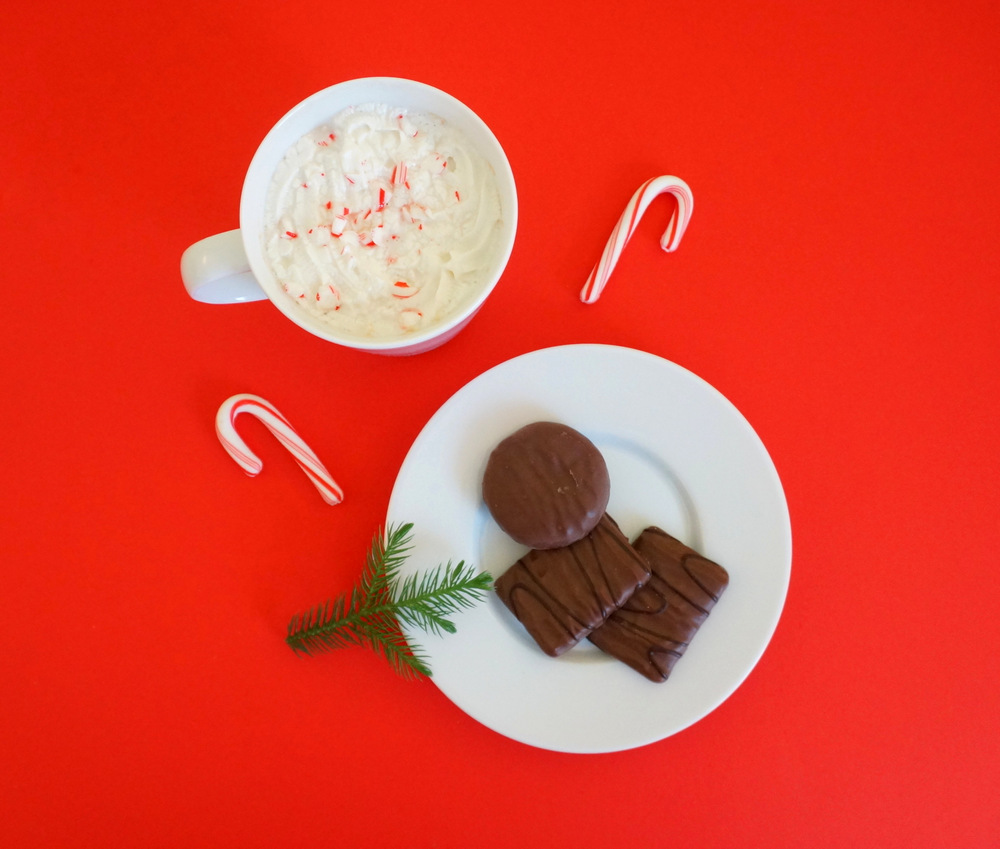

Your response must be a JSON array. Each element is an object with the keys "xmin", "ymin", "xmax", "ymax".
[
  {"xmin": 494, "ymin": 514, "xmax": 650, "ymax": 657},
  {"xmin": 588, "ymin": 526, "xmax": 729, "ymax": 682}
]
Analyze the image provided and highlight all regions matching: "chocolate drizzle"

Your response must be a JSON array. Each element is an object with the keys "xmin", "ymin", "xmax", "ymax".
[
  {"xmin": 588, "ymin": 526, "xmax": 729, "ymax": 682},
  {"xmin": 494, "ymin": 514, "xmax": 650, "ymax": 656}
]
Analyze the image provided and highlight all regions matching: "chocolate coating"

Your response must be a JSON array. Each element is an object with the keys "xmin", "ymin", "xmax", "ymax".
[
  {"xmin": 588, "ymin": 526, "xmax": 729, "ymax": 682},
  {"xmin": 494, "ymin": 514, "xmax": 650, "ymax": 657},
  {"xmin": 483, "ymin": 421, "xmax": 610, "ymax": 550}
]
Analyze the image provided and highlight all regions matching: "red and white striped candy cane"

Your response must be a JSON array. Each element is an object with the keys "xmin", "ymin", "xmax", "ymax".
[
  {"xmin": 580, "ymin": 175, "xmax": 694, "ymax": 304},
  {"xmin": 215, "ymin": 394, "xmax": 344, "ymax": 505}
]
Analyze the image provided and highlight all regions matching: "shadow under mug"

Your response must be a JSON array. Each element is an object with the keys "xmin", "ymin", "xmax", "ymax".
[{"xmin": 180, "ymin": 77, "xmax": 518, "ymax": 355}]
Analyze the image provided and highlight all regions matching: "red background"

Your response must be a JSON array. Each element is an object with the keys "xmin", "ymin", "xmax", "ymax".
[{"xmin": 3, "ymin": 0, "xmax": 998, "ymax": 846}]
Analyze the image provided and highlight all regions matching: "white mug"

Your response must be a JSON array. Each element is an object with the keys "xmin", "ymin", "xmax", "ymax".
[{"xmin": 180, "ymin": 78, "xmax": 517, "ymax": 355}]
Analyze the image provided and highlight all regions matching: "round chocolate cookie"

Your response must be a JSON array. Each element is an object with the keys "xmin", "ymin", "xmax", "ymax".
[{"xmin": 482, "ymin": 421, "xmax": 610, "ymax": 550}]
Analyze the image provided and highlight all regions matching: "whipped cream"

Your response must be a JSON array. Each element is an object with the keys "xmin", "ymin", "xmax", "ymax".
[{"xmin": 263, "ymin": 103, "xmax": 504, "ymax": 339}]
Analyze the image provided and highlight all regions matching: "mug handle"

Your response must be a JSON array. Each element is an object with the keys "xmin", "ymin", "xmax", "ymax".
[{"xmin": 180, "ymin": 229, "xmax": 268, "ymax": 304}]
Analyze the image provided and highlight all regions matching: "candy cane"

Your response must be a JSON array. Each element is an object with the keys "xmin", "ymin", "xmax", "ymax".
[
  {"xmin": 580, "ymin": 175, "xmax": 694, "ymax": 304},
  {"xmin": 215, "ymin": 394, "xmax": 344, "ymax": 505}
]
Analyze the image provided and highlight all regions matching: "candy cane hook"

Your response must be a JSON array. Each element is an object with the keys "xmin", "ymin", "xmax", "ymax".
[
  {"xmin": 216, "ymin": 394, "xmax": 344, "ymax": 505},
  {"xmin": 580, "ymin": 175, "xmax": 694, "ymax": 304}
]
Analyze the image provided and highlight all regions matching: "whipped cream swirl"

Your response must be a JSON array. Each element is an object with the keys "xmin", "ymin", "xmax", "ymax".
[{"xmin": 263, "ymin": 103, "xmax": 504, "ymax": 339}]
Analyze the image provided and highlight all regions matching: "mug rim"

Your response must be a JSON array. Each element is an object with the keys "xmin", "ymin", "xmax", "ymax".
[{"xmin": 238, "ymin": 77, "xmax": 518, "ymax": 354}]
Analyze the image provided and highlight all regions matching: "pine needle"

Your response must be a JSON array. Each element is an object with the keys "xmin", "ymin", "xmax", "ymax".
[{"xmin": 285, "ymin": 523, "xmax": 492, "ymax": 679}]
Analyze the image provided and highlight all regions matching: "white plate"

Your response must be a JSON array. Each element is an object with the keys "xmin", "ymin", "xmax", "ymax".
[{"xmin": 387, "ymin": 344, "xmax": 791, "ymax": 753}]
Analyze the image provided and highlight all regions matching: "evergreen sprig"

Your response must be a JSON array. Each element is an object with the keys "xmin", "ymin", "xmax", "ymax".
[{"xmin": 285, "ymin": 523, "xmax": 493, "ymax": 680}]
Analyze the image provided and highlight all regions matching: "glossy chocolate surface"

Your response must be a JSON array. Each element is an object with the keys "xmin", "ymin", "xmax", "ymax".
[
  {"xmin": 588, "ymin": 526, "xmax": 730, "ymax": 682},
  {"xmin": 494, "ymin": 514, "xmax": 650, "ymax": 656},
  {"xmin": 482, "ymin": 421, "xmax": 610, "ymax": 550}
]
